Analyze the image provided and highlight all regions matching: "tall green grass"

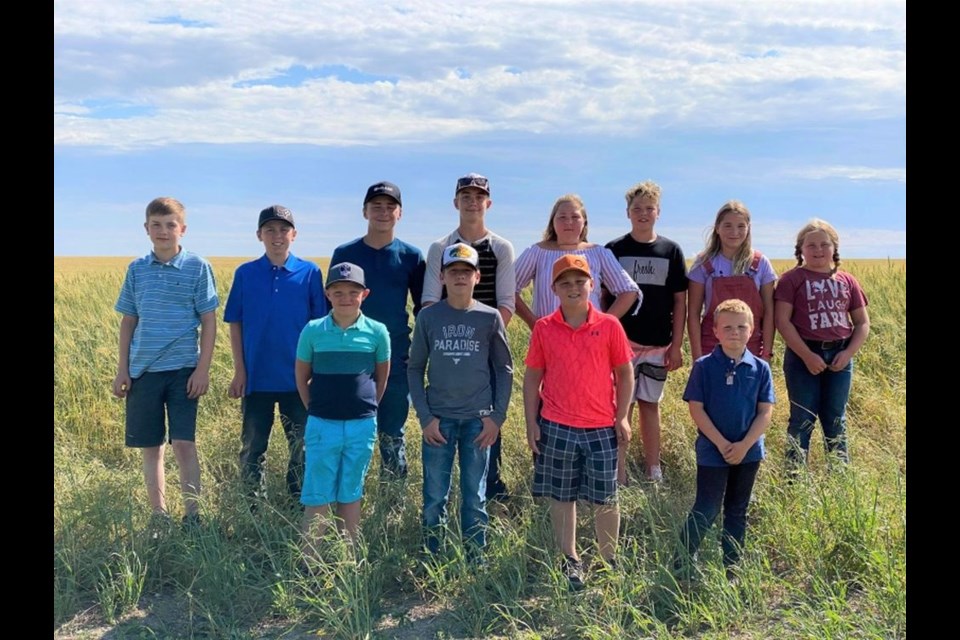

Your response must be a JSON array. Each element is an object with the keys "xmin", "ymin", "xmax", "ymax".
[{"xmin": 54, "ymin": 259, "xmax": 906, "ymax": 638}]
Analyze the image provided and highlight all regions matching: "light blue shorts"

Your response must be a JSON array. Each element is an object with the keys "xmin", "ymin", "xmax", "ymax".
[{"xmin": 301, "ymin": 415, "xmax": 377, "ymax": 507}]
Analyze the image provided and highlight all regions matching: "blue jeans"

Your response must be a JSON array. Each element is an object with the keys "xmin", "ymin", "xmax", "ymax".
[
  {"xmin": 676, "ymin": 462, "xmax": 760, "ymax": 567},
  {"xmin": 377, "ymin": 370, "xmax": 410, "ymax": 478},
  {"xmin": 239, "ymin": 391, "xmax": 306, "ymax": 499},
  {"xmin": 421, "ymin": 417, "xmax": 490, "ymax": 555},
  {"xmin": 783, "ymin": 345, "xmax": 853, "ymax": 466}
]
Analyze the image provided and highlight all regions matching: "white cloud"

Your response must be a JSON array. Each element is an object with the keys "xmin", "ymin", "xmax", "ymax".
[
  {"xmin": 54, "ymin": 1, "xmax": 906, "ymax": 148},
  {"xmin": 787, "ymin": 166, "xmax": 906, "ymax": 182}
]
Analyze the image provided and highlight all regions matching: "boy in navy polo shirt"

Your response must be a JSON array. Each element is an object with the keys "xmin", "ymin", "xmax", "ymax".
[
  {"xmin": 331, "ymin": 181, "xmax": 425, "ymax": 479},
  {"xmin": 673, "ymin": 298, "xmax": 774, "ymax": 579},
  {"xmin": 112, "ymin": 197, "xmax": 219, "ymax": 524},
  {"xmin": 224, "ymin": 205, "xmax": 327, "ymax": 504},
  {"xmin": 295, "ymin": 262, "xmax": 390, "ymax": 557}
]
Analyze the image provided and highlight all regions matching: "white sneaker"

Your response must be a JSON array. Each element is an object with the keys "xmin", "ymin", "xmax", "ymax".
[{"xmin": 647, "ymin": 465, "xmax": 663, "ymax": 482}]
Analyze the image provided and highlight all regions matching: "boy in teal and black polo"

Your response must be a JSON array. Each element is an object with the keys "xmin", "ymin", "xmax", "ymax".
[{"xmin": 295, "ymin": 262, "xmax": 391, "ymax": 557}]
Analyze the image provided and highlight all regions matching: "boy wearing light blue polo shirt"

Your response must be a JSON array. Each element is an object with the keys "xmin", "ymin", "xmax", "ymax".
[
  {"xmin": 295, "ymin": 262, "xmax": 391, "ymax": 556},
  {"xmin": 224, "ymin": 205, "xmax": 327, "ymax": 503},
  {"xmin": 112, "ymin": 196, "xmax": 219, "ymax": 524}
]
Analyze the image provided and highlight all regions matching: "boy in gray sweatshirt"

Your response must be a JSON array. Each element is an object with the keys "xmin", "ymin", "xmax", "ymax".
[{"xmin": 408, "ymin": 243, "xmax": 513, "ymax": 561}]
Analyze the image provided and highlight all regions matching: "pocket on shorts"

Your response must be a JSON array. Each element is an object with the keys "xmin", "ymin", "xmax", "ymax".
[{"xmin": 635, "ymin": 361, "xmax": 668, "ymax": 382}]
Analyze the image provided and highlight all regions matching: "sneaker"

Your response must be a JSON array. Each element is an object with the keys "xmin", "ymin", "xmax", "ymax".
[
  {"xmin": 647, "ymin": 465, "xmax": 663, "ymax": 483},
  {"xmin": 181, "ymin": 512, "xmax": 202, "ymax": 530},
  {"xmin": 562, "ymin": 556, "xmax": 586, "ymax": 591}
]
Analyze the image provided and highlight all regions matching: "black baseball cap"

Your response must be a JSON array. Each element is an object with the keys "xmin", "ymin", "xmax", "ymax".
[
  {"xmin": 363, "ymin": 181, "xmax": 402, "ymax": 206},
  {"xmin": 258, "ymin": 205, "xmax": 295, "ymax": 229}
]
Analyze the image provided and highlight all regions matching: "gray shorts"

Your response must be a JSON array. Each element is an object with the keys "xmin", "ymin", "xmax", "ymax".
[
  {"xmin": 632, "ymin": 346, "xmax": 669, "ymax": 404},
  {"xmin": 531, "ymin": 417, "xmax": 618, "ymax": 505}
]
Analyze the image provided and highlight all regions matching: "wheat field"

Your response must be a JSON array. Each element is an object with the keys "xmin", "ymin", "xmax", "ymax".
[{"xmin": 54, "ymin": 257, "xmax": 906, "ymax": 639}]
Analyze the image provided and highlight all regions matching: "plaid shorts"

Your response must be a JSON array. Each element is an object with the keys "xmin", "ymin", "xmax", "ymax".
[{"xmin": 531, "ymin": 416, "xmax": 618, "ymax": 504}]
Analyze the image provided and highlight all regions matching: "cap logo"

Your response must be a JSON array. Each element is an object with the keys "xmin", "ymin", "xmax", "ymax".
[
  {"xmin": 451, "ymin": 245, "xmax": 473, "ymax": 259},
  {"xmin": 339, "ymin": 264, "xmax": 352, "ymax": 278}
]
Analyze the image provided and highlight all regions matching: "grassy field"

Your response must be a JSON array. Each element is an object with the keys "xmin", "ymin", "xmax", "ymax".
[{"xmin": 54, "ymin": 257, "xmax": 906, "ymax": 639}]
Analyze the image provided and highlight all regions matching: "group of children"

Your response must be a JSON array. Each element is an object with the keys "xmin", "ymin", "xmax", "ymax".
[{"xmin": 111, "ymin": 176, "xmax": 870, "ymax": 587}]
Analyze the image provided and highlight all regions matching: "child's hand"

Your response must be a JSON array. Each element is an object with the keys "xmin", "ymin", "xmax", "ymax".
[
  {"xmin": 112, "ymin": 372, "xmax": 131, "ymax": 399},
  {"xmin": 722, "ymin": 441, "xmax": 749, "ymax": 465},
  {"xmin": 228, "ymin": 371, "xmax": 246, "ymax": 399},
  {"xmin": 474, "ymin": 417, "xmax": 500, "ymax": 448},
  {"xmin": 665, "ymin": 344, "xmax": 683, "ymax": 371},
  {"xmin": 829, "ymin": 349, "xmax": 853, "ymax": 371},
  {"xmin": 803, "ymin": 353, "xmax": 828, "ymax": 375},
  {"xmin": 186, "ymin": 369, "xmax": 210, "ymax": 399},
  {"xmin": 526, "ymin": 420, "xmax": 541, "ymax": 455},
  {"xmin": 616, "ymin": 417, "xmax": 632, "ymax": 444},
  {"xmin": 422, "ymin": 419, "xmax": 447, "ymax": 446}
]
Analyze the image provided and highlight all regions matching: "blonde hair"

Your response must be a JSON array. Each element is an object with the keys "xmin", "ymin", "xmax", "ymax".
[
  {"xmin": 713, "ymin": 298, "xmax": 754, "ymax": 324},
  {"xmin": 542, "ymin": 194, "xmax": 589, "ymax": 242},
  {"xmin": 692, "ymin": 200, "xmax": 754, "ymax": 274},
  {"xmin": 624, "ymin": 180, "xmax": 661, "ymax": 206},
  {"xmin": 794, "ymin": 218, "xmax": 841, "ymax": 274},
  {"xmin": 145, "ymin": 197, "xmax": 186, "ymax": 223}
]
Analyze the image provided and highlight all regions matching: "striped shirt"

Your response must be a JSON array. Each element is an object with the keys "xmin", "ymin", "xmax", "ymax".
[
  {"xmin": 515, "ymin": 244, "xmax": 641, "ymax": 318},
  {"xmin": 115, "ymin": 249, "xmax": 219, "ymax": 377},
  {"xmin": 422, "ymin": 229, "xmax": 516, "ymax": 312},
  {"xmin": 296, "ymin": 313, "xmax": 391, "ymax": 420}
]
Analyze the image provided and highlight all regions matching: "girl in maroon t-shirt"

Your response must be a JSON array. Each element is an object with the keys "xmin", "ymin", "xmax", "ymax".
[{"xmin": 774, "ymin": 219, "xmax": 870, "ymax": 467}]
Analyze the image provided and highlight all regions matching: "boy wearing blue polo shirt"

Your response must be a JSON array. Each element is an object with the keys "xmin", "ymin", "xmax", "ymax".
[
  {"xmin": 673, "ymin": 298, "xmax": 774, "ymax": 579},
  {"xmin": 224, "ymin": 205, "xmax": 327, "ymax": 503},
  {"xmin": 331, "ymin": 181, "xmax": 425, "ymax": 479},
  {"xmin": 112, "ymin": 197, "xmax": 219, "ymax": 524},
  {"xmin": 295, "ymin": 262, "xmax": 391, "ymax": 555}
]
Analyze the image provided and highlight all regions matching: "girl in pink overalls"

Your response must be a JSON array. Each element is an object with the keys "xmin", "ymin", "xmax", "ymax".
[{"xmin": 688, "ymin": 201, "xmax": 776, "ymax": 361}]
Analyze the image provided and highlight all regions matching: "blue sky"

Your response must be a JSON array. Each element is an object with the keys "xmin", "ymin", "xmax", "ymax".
[{"xmin": 54, "ymin": 1, "xmax": 905, "ymax": 259}]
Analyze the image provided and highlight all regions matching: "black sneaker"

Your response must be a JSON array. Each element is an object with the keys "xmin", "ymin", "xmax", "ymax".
[
  {"xmin": 562, "ymin": 556, "xmax": 585, "ymax": 591},
  {"xmin": 181, "ymin": 512, "xmax": 202, "ymax": 530}
]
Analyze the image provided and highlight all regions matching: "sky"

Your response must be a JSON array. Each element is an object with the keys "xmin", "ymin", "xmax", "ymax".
[{"xmin": 54, "ymin": 1, "xmax": 906, "ymax": 260}]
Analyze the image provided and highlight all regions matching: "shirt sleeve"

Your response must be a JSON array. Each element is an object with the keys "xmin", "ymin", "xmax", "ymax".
[
  {"xmin": 194, "ymin": 259, "xmax": 219, "ymax": 314},
  {"xmin": 115, "ymin": 263, "xmax": 139, "ymax": 316},
  {"xmin": 421, "ymin": 241, "xmax": 444, "ymax": 305},
  {"xmin": 514, "ymin": 245, "xmax": 537, "ymax": 291},
  {"xmin": 688, "ymin": 260, "xmax": 707, "ymax": 285},
  {"xmin": 844, "ymin": 273, "xmax": 869, "ymax": 311},
  {"xmin": 757, "ymin": 254, "xmax": 778, "ymax": 286},
  {"xmin": 682, "ymin": 360, "xmax": 705, "ymax": 403},
  {"xmin": 223, "ymin": 267, "xmax": 243, "ymax": 323},
  {"xmin": 668, "ymin": 245, "xmax": 689, "ymax": 292},
  {"xmin": 492, "ymin": 236, "xmax": 517, "ymax": 312},
  {"xmin": 406, "ymin": 313, "xmax": 433, "ymax": 427},
  {"xmin": 375, "ymin": 322, "xmax": 391, "ymax": 363},
  {"xmin": 490, "ymin": 313, "xmax": 514, "ymax": 426},
  {"xmin": 524, "ymin": 322, "xmax": 546, "ymax": 369},
  {"xmin": 608, "ymin": 320, "xmax": 635, "ymax": 367},
  {"xmin": 773, "ymin": 269, "xmax": 799, "ymax": 303},
  {"xmin": 758, "ymin": 361, "xmax": 776, "ymax": 404},
  {"xmin": 296, "ymin": 324, "xmax": 314, "ymax": 363},
  {"xmin": 410, "ymin": 250, "xmax": 427, "ymax": 317},
  {"xmin": 598, "ymin": 247, "xmax": 640, "ymax": 295}
]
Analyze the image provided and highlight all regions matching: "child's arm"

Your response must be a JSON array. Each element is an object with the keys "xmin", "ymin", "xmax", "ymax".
[
  {"xmin": 227, "ymin": 322, "xmax": 246, "ymax": 399},
  {"xmin": 374, "ymin": 361, "xmax": 391, "ymax": 405},
  {"xmin": 613, "ymin": 361, "xmax": 634, "ymax": 444},
  {"xmin": 687, "ymin": 281, "xmax": 705, "ymax": 359},
  {"xmin": 406, "ymin": 319, "xmax": 446, "ymax": 445},
  {"xmin": 605, "ymin": 291, "xmax": 639, "ymax": 319},
  {"xmin": 523, "ymin": 367, "xmax": 545, "ymax": 454},
  {"xmin": 112, "ymin": 315, "xmax": 138, "ymax": 398},
  {"xmin": 186, "ymin": 310, "xmax": 217, "ymax": 399},
  {"xmin": 760, "ymin": 280, "xmax": 776, "ymax": 361},
  {"xmin": 295, "ymin": 360, "xmax": 312, "ymax": 410},
  {"xmin": 688, "ymin": 400, "xmax": 732, "ymax": 453},
  {"xmin": 723, "ymin": 401, "xmax": 774, "ymax": 465},
  {"xmin": 476, "ymin": 316, "xmax": 514, "ymax": 448},
  {"xmin": 774, "ymin": 300, "xmax": 828, "ymax": 375},
  {"xmin": 515, "ymin": 294, "xmax": 538, "ymax": 330},
  {"xmin": 666, "ymin": 290, "xmax": 687, "ymax": 371},
  {"xmin": 829, "ymin": 306, "xmax": 870, "ymax": 372}
]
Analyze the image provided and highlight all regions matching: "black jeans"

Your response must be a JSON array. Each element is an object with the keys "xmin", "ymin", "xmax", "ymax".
[{"xmin": 239, "ymin": 391, "xmax": 306, "ymax": 499}]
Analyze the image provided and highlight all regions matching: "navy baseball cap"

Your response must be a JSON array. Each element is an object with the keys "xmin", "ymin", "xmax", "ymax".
[{"xmin": 326, "ymin": 262, "xmax": 366, "ymax": 289}]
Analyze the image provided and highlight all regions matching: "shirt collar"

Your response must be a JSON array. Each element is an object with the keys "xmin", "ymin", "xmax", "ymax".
[
  {"xmin": 149, "ymin": 248, "xmax": 185, "ymax": 269},
  {"xmin": 259, "ymin": 253, "xmax": 299, "ymax": 271},
  {"xmin": 709, "ymin": 344, "xmax": 759, "ymax": 370},
  {"xmin": 546, "ymin": 302, "xmax": 599, "ymax": 330}
]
